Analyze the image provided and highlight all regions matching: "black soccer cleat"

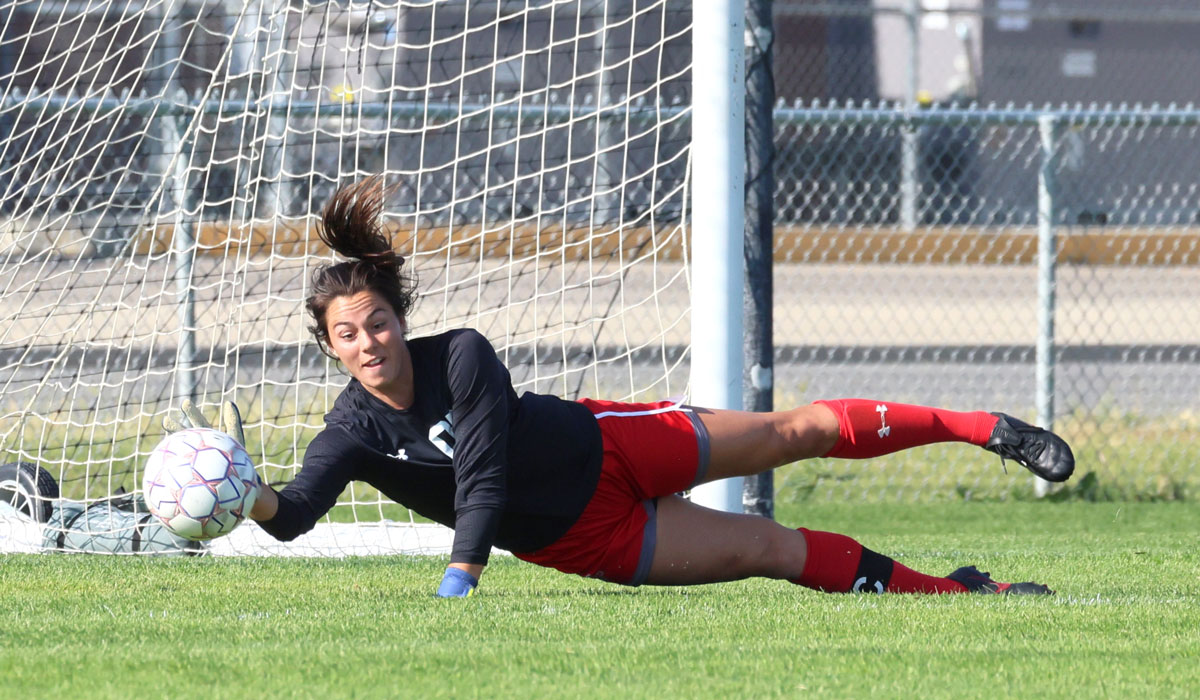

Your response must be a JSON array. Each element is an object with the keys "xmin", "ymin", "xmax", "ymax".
[
  {"xmin": 947, "ymin": 566, "xmax": 1053, "ymax": 595},
  {"xmin": 984, "ymin": 412, "xmax": 1075, "ymax": 482}
]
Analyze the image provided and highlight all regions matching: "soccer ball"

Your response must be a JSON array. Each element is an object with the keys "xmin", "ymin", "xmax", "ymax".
[{"xmin": 142, "ymin": 428, "xmax": 260, "ymax": 541}]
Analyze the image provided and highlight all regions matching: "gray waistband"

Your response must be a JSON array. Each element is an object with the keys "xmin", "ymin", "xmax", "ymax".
[
  {"xmin": 685, "ymin": 409, "xmax": 712, "ymax": 487},
  {"xmin": 629, "ymin": 498, "xmax": 658, "ymax": 586}
]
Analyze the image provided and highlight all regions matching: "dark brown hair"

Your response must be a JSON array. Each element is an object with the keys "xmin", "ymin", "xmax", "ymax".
[{"xmin": 306, "ymin": 176, "xmax": 417, "ymax": 358}]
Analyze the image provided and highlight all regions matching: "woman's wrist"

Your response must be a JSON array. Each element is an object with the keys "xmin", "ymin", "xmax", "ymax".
[{"xmin": 249, "ymin": 482, "xmax": 279, "ymax": 521}]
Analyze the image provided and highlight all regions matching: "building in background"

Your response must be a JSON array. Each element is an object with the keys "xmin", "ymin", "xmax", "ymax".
[
  {"xmin": 2, "ymin": 1, "xmax": 1197, "ymax": 231},
  {"xmin": 772, "ymin": 0, "xmax": 1200, "ymax": 227},
  {"xmin": 774, "ymin": 0, "xmax": 879, "ymax": 103},
  {"xmin": 980, "ymin": 0, "xmax": 1200, "ymax": 105}
]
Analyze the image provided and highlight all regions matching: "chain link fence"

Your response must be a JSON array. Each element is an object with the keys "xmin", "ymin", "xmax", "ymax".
[
  {"xmin": 769, "ymin": 1, "xmax": 1200, "ymax": 503},
  {"xmin": 2, "ymin": 1, "xmax": 1198, "ymax": 509}
]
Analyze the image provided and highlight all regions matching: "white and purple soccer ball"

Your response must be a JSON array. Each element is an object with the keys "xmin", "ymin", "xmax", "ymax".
[{"xmin": 142, "ymin": 428, "xmax": 260, "ymax": 541}]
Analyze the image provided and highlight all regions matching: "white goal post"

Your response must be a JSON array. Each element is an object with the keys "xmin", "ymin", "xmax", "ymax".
[
  {"xmin": 687, "ymin": 0, "xmax": 744, "ymax": 513},
  {"xmin": 0, "ymin": 0, "xmax": 741, "ymax": 555}
]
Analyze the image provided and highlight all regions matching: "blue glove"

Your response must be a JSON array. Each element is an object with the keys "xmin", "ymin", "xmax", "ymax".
[{"xmin": 435, "ymin": 567, "xmax": 478, "ymax": 598}]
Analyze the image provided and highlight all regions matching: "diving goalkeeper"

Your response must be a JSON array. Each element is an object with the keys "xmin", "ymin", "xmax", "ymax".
[{"xmin": 175, "ymin": 176, "xmax": 1075, "ymax": 598}]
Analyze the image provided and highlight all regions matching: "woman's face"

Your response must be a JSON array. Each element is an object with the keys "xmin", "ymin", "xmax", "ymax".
[{"xmin": 325, "ymin": 290, "xmax": 413, "ymax": 408}]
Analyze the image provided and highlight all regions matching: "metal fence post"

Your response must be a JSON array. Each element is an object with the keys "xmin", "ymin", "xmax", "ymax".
[
  {"xmin": 1035, "ymin": 113, "xmax": 1063, "ymax": 497},
  {"xmin": 899, "ymin": 0, "xmax": 920, "ymax": 230},
  {"xmin": 151, "ymin": 2, "xmax": 197, "ymax": 403},
  {"xmin": 743, "ymin": 0, "xmax": 774, "ymax": 519},
  {"xmin": 263, "ymin": 2, "xmax": 295, "ymax": 218},
  {"xmin": 165, "ymin": 102, "xmax": 197, "ymax": 403}
]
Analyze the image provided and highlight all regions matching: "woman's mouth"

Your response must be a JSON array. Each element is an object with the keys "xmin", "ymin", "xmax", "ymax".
[{"xmin": 363, "ymin": 357, "xmax": 385, "ymax": 369}]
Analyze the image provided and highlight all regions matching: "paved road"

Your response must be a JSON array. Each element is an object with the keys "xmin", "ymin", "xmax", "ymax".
[{"xmin": 2, "ymin": 258, "xmax": 1198, "ymax": 420}]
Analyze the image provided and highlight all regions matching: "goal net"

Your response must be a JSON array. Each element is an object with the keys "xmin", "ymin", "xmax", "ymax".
[{"xmin": 0, "ymin": 0, "xmax": 693, "ymax": 555}]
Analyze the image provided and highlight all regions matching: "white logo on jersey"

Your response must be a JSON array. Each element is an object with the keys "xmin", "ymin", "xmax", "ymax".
[
  {"xmin": 876, "ymin": 404, "xmax": 891, "ymax": 438},
  {"xmin": 428, "ymin": 412, "xmax": 455, "ymax": 458},
  {"xmin": 387, "ymin": 449, "xmax": 408, "ymax": 461}
]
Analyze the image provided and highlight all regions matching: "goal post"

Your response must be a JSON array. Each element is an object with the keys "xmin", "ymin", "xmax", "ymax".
[
  {"xmin": 687, "ymin": 0, "xmax": 744, "ymax": 513},
  {"xmin": 0, "ymin": 0, "xmax": 742, "ymax": 554}
]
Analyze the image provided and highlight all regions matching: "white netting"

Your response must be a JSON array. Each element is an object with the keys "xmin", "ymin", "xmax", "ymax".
[{"xmin": 0, "ymin": 0, "xmax": 693, "ymax": 554}]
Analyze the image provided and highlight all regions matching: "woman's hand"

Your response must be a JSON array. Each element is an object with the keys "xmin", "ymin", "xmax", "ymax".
[{"xmin": 162, "ymin": 399, "xmax": 246, "ymax": 447}]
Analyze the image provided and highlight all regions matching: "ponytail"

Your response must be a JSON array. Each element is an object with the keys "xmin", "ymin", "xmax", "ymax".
[
  {"xmin": 307, "ymin": 176, "xmax": 418, "ymax": 358},
  {"xmin": 318, "ymin": 175, "xmax": 404, "ymax": 272}
]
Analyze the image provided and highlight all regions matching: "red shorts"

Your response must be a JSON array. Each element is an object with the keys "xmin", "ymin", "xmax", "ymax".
[{"xmin": 514, "ymin": 399, "xmax": 710, "ymax": 586}]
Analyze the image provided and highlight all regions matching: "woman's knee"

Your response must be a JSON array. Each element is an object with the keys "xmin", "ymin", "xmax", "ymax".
[
  {"xmin": 725, "ymin": 520, "xmax": 807, "ymax": 580},
  {"xmin": 735, "ymin": 413, "xmax": 806, "ymax": 469},
  {"xmin": 759, "ymin": 406, "xmax": 838, "ymax": 466},
  {"xmin": 787, "ymin": 405, "xmax": 840, "ymax": 459}
]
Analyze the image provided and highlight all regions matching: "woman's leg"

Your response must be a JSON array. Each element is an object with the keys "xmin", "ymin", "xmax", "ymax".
[
  {"xmin": 645, "ymin": 494, "xmax": 809, "ymax": 584},
  {"xmin": 688, "ymin": 404, "xmax": 841, "ymax": 482},
  {"xmin": 692, "ymin": 400, "xmax": 1073, "ymax": 484},
  {"xmin": 646, "ymin": 495, "xmax": 1049, "ymax": 594}
]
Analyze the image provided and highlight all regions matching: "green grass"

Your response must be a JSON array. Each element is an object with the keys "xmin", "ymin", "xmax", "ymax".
[{"xmin": 2, "ymin": 502, "xmax": 1199, "ymax": 699}]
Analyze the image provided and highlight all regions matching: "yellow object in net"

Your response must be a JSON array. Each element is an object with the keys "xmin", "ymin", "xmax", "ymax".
[{"xmin": 330, "ymin": 83, "xmax": 355, "ymax": 104}]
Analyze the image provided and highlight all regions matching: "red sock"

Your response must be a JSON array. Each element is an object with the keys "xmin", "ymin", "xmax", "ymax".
[
  {"xmin": 792, "ymin": 529, "xmax": 967, "ymax": 594},
  {"xmin": 815, "ymin": 399, "xmax": 998, "ymax": 459}
]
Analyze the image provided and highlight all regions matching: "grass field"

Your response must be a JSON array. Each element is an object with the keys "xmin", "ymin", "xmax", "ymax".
[{"xmin": 2, "ymin": 502, "xmax": 1198, "ymax": 699}]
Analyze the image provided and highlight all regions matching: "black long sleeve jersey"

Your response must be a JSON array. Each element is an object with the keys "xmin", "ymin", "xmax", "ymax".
[{"xmin": 257, "ymin": 329, "xmax": 604, "ymax": 564}]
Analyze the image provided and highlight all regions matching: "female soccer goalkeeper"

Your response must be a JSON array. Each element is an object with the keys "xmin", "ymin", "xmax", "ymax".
[{"xmin": 239, "ymin": 177, "xmax": 1074, "ymax": 598}]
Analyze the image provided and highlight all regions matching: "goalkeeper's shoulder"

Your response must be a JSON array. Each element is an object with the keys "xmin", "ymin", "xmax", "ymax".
[{"xmin": 405, "ymin": 327, "xmax": 491, "ymax": 357}]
